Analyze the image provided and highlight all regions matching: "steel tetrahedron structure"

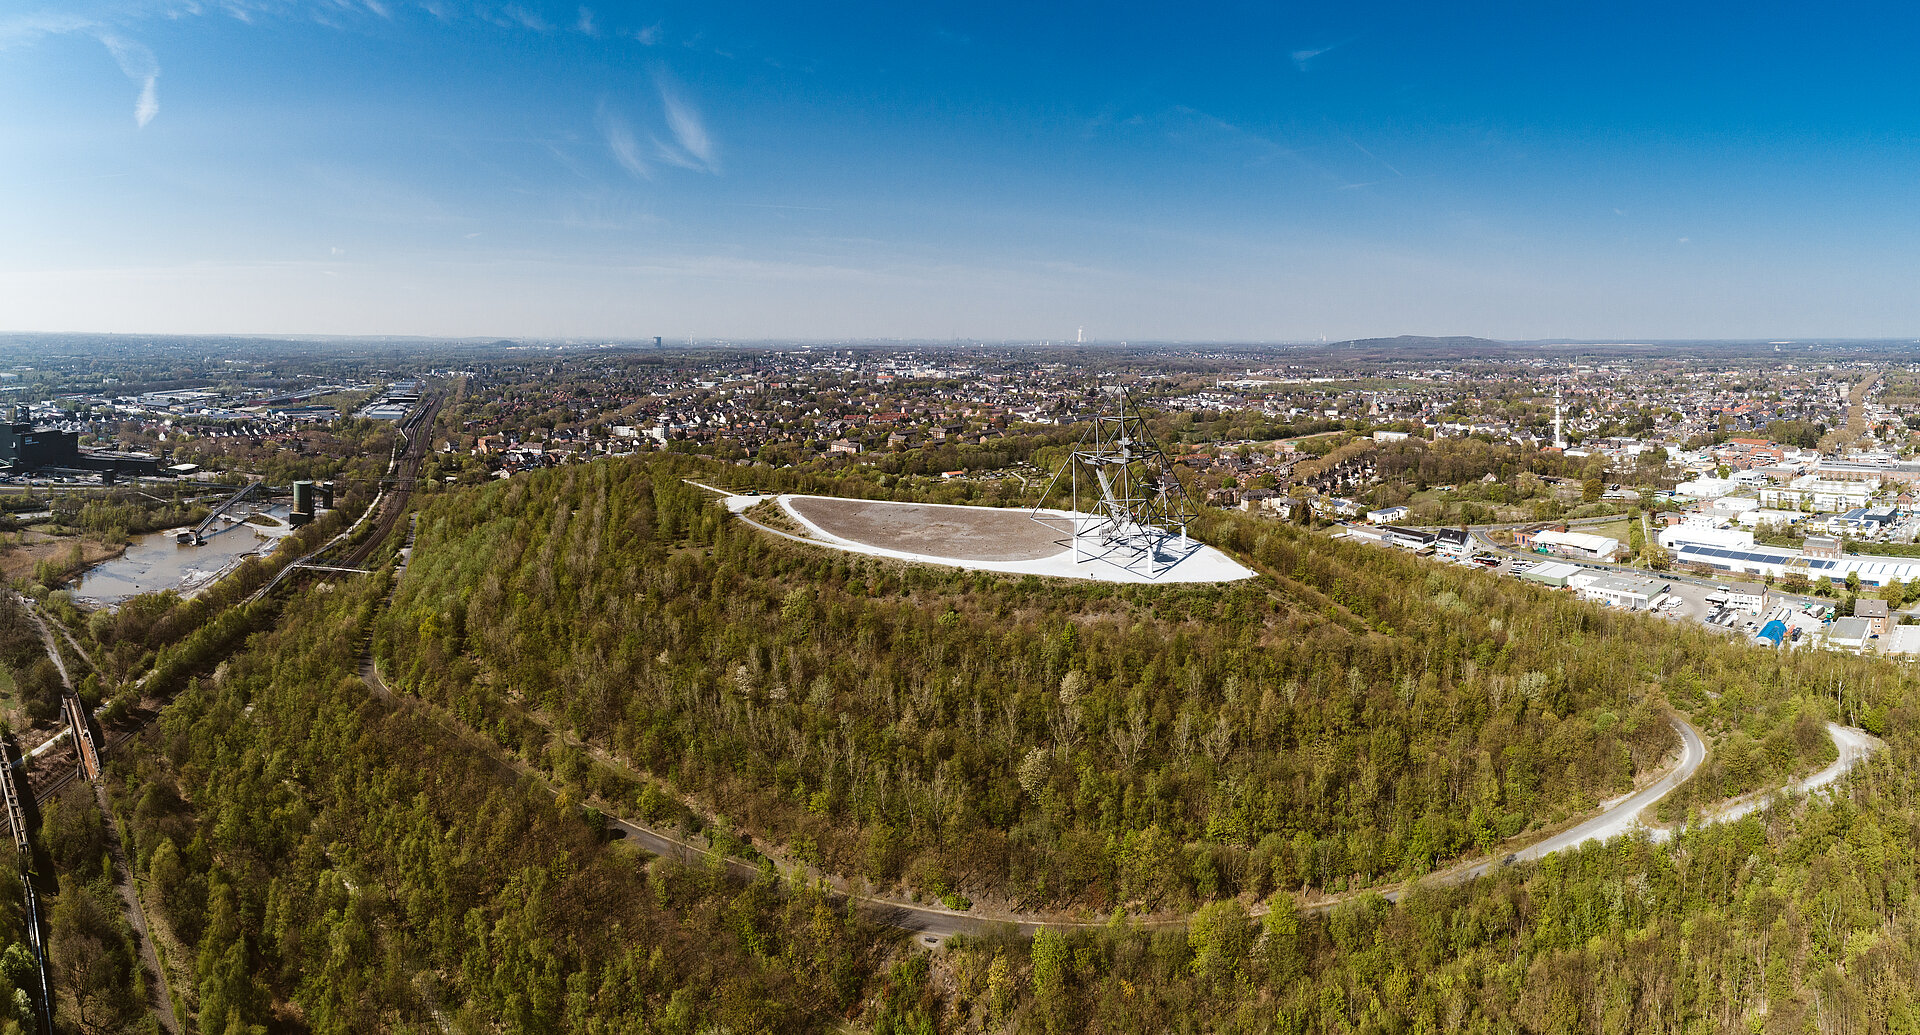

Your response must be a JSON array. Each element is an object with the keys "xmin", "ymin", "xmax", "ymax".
[{"xmin": 1033, "ymin": 387, "xmax": 1199, "ymax": 576}]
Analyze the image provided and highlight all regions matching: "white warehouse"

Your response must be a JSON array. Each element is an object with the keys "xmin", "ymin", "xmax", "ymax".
[
  {"xmin": 1570, "ymin": 571, "xmax": 1671, "ymax": 610},
  {"xmin": 1531, "ymin": 529, "xmax": 1624, "ymax": 562}
]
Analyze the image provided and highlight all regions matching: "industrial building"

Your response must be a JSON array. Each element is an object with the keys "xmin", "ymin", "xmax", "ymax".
[
  {"xmin": 1516, "ymin": 561, "xmax": 1582, "ymax": 588},
  {"xmin": 360, "ymin": 380, "xmax": 422, "ymax": 421},
  {"xmin": 1340, "ymin": 524, "xmax": 1436, "ymax": 553},
  {"xmin": 1512, "ymin": 523, "xmax": 1563, "ymax": 550},
  {"xmin": 1815, "ymin": 460, "xmax": 1920, "ymax": 485},
  {"xmin": 1886, "ymin": 625, "xmax": 1920, "ymax": 657},
  {"xmin": 1802, "ymin": 554, "xmax": 1920, "ymax": 589},
  {"xmin": 1659, "ymin": 522, "xmax": 1755, "ymax": 551},
  {"xmin": 1665, "ymin": 540, "xmax": 1797, "ymax": 580},
  {"xmin": 1827, "ymin": 617, "xmax": 1872, "ymax": 652},
  {"xmin": 1530, "ymin": 528, "xmax": 1624, "ymax": 562},
  {"xmin": 1378, "ymin": 526, "xmax": 1438, "ymax": 552},
  {"xmin": 1720, "ymin": 582, "xmax": 1769, "ymax": 614},
  {"xmin": 0, "ymin": 414, "xmax": 163, "ymax": 478},
  {"xmin": 1570, "ymin": 571, "xmax": 1670, "ymax": 610},
  {"xmin": 1803, "ymin": 535, "xmax": 1843, "ymax": 559}
]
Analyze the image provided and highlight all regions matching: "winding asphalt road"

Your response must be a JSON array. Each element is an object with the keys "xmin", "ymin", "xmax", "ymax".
[
  {"xmin": 356, "ymin": 658, "xmax": 1001, "ymax": 944},
  {"xmin": 1453, "ymin": 714, "xmax": 1706, "ymax": 882},
  {"xmin": 362, "ymin": 641, "xmax": 1873, "ymax": 940},
  {"xmin": 1657, "ymin": 722, "xmax": 1879, "ymax": 837},
  {"xmin": 665, "ymin": 481, "xmax": 1881, "ymax": 937}
]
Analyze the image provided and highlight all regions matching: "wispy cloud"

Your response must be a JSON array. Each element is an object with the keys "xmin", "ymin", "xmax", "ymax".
[
  {"xmin": 0, "ymin": 11, "xmax": 93, "ymax": 48},
  {"xmin": 498, "ymin": 5, "xmax": 550, "ymax": 32},
  {"xmin": 596, "ymin": 103, "xmax": 651, "ymax": 179},
  {"xmin": 1290, "ymin": 46, "xmax": 1331, "ymax": 69},
  {"xmin": 1164, "ymin": 105, "xmax": 1294, "ymax": 166},
  {"xmin": 1341, "ymin": 134, "xmax": 1402, "ymax": 178},
  {"xmin": 1117, "ymin": 104, "xmax": 1389, "ymax": 193},
  {"xmin": 1291, "ymin": 37, "xmax": 1357, "ymax": 71},
  {"xmin": 575, "ymin": 5, "xmax": 595, "ymax": 35},
  {"xmin": 97, "ymin": 33, "xmax": 160, "ymax": 127},
  {"xmin": 653, "ymin": 75, "xmax": 719, "ymax": 173},
  {"xmin": 1, "ymin": 12, "xmax": 162, "ymax": 127},
  {"xmin": 631, "ymin": 22, "xmax": 662, "ymax": 45}
]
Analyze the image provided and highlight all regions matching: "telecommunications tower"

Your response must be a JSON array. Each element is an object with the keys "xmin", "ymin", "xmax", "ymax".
[{"xmin": 1033, "ymin": 387, "xmax": 1199, "ymax": 576}]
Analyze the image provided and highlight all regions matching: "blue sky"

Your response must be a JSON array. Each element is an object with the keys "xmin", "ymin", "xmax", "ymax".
[{"xmin": 3, "ymin": 1, "xmax": 1919, "ymax": 341}]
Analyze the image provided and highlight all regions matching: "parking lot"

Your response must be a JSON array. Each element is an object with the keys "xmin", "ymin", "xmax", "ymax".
[{"xmin": 1477, "ymin": 548, "xmax": 1833, "ymax": 645}]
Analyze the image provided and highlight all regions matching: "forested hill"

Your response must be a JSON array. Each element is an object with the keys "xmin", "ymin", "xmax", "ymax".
[{"xmin": 375, "ymin": 453, "xmax": 1827, "ymax": 911}]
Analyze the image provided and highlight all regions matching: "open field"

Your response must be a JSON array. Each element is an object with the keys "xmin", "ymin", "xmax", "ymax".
[
  {"xmin": 785, "ymin": 495, "xmax": 1074, "ymax": 561},
  {"xmin": 752, "ymin": 491, "xmax": 1255, "ymax": 584},
  {"xmin": 1585, "ymin": 516, "xmax": 1633, "ymax": 544},
  {"xmin": 0, "ymin": 532, "xmax": 122, "ymax": 582}
]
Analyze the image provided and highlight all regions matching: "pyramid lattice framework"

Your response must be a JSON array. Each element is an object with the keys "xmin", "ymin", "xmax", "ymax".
[{"xmin": 1032, "ymin": 388, "xmax": 1200, "ymax": 576}]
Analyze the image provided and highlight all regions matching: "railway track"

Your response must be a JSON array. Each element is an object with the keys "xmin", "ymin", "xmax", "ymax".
[
  {"xmin": 0, "ymin": 740, "xmax": 52, "ymax": 1035},
  {"xmin": 0, "ymin": 390, "xmax": 445, "ymax": 1034},
  {"xmin": 32, "ymin": 726, "xmax": 140, "ymax": 805},
  {"xmin": 63, "ymin": 695, "xmax": 101, "ymax": 783},
  {"xmin": 247, "ymin": 391, "xmax": 442, "ymax": 604},
  {"xmin": 2, "ymin": 392, "xmax": 442, "ymax": 1030},
  {"xmin": 332, "ymin": 392, "xmax": 441, "ymax": 571}
]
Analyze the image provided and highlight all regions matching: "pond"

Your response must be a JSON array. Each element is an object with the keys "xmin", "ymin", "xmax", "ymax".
[{"xmin": 73, "ymin": 503, "xmax": 296, "ymax": 607}]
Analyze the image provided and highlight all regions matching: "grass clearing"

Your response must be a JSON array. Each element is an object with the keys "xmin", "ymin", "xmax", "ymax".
[{"xmin": 1584, "ymin": 517, "xmax": 1634, "ymax": 545}]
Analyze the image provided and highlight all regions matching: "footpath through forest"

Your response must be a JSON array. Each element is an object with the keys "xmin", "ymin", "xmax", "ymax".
[
  {"xmin": 25, "ymin": 599, "xmax": 182, "ymax": 1034},
  {"xmin": 360, "ymin": 480, "xmax": 1877, "ymax": 944}
]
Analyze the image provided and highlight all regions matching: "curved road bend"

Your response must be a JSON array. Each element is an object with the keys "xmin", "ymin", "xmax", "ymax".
[
  {"xmin": 687, "ymin": 483, "xmax": 1873, "ymax": 933},
  {"xmin": 1451, "ymin": 713, "xmax": 1705, "ymax": 883},
  {"xmin": 362, "ymin": 653, "xmax": 1712, "ymax": 942},
  {"xmin": 357, "ymin": 656, "xmax": 1031, "ymax": 944},
  {"xmin": 683, "ymin": 481, "xmax": 840, "ymax": 550},
  {"xmin": 609, "ymin": 488, "xmax": 1881, "ymax": 936},
  {"xmin": 1656, "ymin": 722, "xmax": 1879, "ymax": 837}
]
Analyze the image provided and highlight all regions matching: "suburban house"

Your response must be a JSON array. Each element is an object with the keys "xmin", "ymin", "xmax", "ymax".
[
  {"xmin": 1855, "ymin": 598, "xmax": 1892, "ymax": 638},
  {"xmin": 1433, "ymin": 527, "xmax": 1473, "ymax": 558}
]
